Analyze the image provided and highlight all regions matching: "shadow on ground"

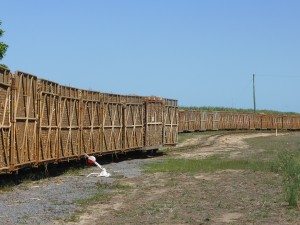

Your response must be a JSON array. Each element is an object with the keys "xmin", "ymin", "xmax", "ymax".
[{"xmin": 0, "ymin": 150, "xmax": 165, "ymax": 188}]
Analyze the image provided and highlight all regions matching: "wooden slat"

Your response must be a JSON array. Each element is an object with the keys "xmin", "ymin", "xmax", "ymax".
[
  {"xmin": 59, "ymin": 93, "xmax": 81, "ymax": 159},
  {"xmin": 144, "ymin": 99, "xmax": 163, "ymax": 147},
  {"xmin": 102, "ymin": 98, "xmax": 123, "ymax": 152},
  {"xmin": 124, "ymin": 102, "xmax": 144, "ymax": 149},
  {"xmin": 0, "ymin": 68, "xmax": 11, "ymax": 172},
  {"xmin": 81, "ymin": 93, "xmax": 102, "ymax": 155},
  {"xmin": 163, "ymin": 99, "xmax": 178, "ymax": 146},
  {"xmin": 38, "ymin": 80, "xmax": 60, "ymax": 162},
  {"xmin": 11, "ymin": 71, "xmax": 38, "ymax": 168}
]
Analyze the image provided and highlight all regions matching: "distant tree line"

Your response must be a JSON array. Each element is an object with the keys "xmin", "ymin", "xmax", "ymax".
[{"xmin": 180, "ymin": 106, "xmax": 299, "ymax": 115}]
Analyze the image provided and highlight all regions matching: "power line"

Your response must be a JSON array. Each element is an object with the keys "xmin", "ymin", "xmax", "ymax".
[
  {"xmin": 250, "ymin": 73, "xmax": 300, "ymax": 112},
  {"xmin": 256, "ymin": 74, "xmax": 300, "ymax": 78}
]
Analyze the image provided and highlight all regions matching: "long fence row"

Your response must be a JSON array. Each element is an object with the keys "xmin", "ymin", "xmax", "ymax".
[
  {"xmin": 2, "ymin": 67, "xmax": 300, "ymax": 174},
  {"xmin": 0, "ymin": 68, "xmax": 178, "ymax": 174},
  {"xmin": 178, "ymin": 110, "xmax": 300, "ymax": 132}
]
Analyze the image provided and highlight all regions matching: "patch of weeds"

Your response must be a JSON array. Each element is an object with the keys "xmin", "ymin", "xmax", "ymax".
[
  {"xmin": 113, "ymin": 182, "xmax": 133, "ymax": 192},
  {"xmin": 67, "ymin": 213, "xmax": 81, "ymax": 222},
  {"xmin": 0, "ymin": 175, "xmax": 20, "ymax": 192},
  {"xmin": 64, "ymin": 167, "xmax": 85, "ymax": 176},
  {"xmin": 98, "ymin": 181, "xmax": 132, "ymax": 191},
  {"xmin": 245, "ymin": 132, "xmax": 300, "ymax": 208},
  {"xmin": 146, "ymin": 201, "xmax": 174, "ymax": 216},
  {"xmin": 63, "ymin": 208, "xmax": 87, "ymax": 223},
  {"xmin": 67, "ymin": 181, "xmax": 133, "ymax": 222},
  {"xmin": 75, "ymin": 181, "xmax": 132, "ymax": 206},
  {"xmin": 165, "ymin": 177, "xmax": 178, "ymax": 187},
  {"xmin": 111, "ymin": 174, "xmax": 126, "ymax": 179},
  {"xmin": 277, "ymin": 151, "xmax": 300, "ymax": 207},
  {"xmin": 0, "ymin": 184, "xmax": 13, "ymax": 192},
  {"xmin": 145, "ymin": 156, "xmax": 273, "ymax": 173},
  {"xmin": 286, "ymin": 207, "xmax": 300, "ymax": 218},
  {"xmin": 18, "ymin": 215, "xmax": 31, "ymax": 225},
  {"xmin": 75, "ymin": 183, "xmax": 111, "ymax": 206},
  {"xmin": 252, "ymin": 209, "xmax": 270, "ymax": 220},
  {"xmin": 245, "ymin": 133, "xmax": 300, "ymax": 161},
  {"xmin": 76, "ymin": 191, "xmax": 110, "ymax": 206}
]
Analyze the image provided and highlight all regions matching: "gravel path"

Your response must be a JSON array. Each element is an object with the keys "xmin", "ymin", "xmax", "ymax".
[{"xmin": 0, "ymin": 153, "xmax": 155, "ymax": 225}]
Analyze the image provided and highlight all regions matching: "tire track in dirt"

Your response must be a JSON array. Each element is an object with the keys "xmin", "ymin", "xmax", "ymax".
[{"xmin": 173, "ymin": 131, "xmax": 286, "ymax": 159}]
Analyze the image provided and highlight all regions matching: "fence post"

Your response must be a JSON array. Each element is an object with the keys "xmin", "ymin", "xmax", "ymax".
[
  {"xmin": 36, "ymin": 80, "xmax": 41, "ymax": 165},
  {"xmin": 10, "ymin": 76, "xmax": 16, "ymax": 172}
]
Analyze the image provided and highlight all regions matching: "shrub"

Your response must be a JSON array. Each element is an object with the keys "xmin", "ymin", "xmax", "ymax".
[{"xmin": 277, "ymin": 152, "xmax": 300, "ymax": 207}]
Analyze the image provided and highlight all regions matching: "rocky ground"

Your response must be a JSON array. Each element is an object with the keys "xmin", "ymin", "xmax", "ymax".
[{"xmin": 0, "ymin": 153, "xmax": 155, "ymax": 225}]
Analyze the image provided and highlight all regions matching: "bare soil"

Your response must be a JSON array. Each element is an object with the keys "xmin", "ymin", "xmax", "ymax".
[
  {"xmin": 63, "ymin": 170, "xmax": 297, "ymax": 225},
  {"xmin": 173, "ymin": 132, "xmax": 286, "ymax": 159}
]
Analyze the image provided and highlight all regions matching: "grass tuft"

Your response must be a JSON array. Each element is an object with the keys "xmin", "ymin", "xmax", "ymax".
[
  {"xmin": 75, "ymin": 181, "xmax": 132, "ymax": 206},
  {"xmin": 277, "ymin": 152, "xmax": 300, "ymax": 207},
  {"xmin": 76, "ymin": 191, "xmax": 109, "ymax": 206}
]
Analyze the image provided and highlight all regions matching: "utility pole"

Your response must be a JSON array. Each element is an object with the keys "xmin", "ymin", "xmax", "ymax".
[{"xmin": 253, "ymin": 74, "xmax": 256, "ymax": 113}]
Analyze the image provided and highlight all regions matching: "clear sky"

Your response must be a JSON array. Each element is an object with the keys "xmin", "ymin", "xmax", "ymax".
[{"xmin": 1, "ymin": 1, "xmax": 300, "ymax": 112}]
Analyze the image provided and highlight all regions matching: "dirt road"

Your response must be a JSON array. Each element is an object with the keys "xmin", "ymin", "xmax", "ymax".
[{"xmin": 174, "ymin": 132, "xmax": 284, "ymax": 159}]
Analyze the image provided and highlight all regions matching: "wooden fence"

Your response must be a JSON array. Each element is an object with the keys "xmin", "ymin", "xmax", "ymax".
[{"xmin": 0, "ymin": 68, "xmax": 178, "ymax": 174}]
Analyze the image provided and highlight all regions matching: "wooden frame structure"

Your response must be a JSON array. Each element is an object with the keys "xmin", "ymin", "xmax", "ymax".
[{"xmin": 0, "ymin": 69, "xmax": 178, "ymax": 174}]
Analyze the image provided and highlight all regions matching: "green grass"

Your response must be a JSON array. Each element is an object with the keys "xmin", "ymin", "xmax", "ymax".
[
  {"xmin": 145, "ymin": 154, "xmax": 299, "ymax": 207},
  {"xmin": 75, "ymin": 182, "xmax": 132, "ymax": 206},
  {"xmin": 153, "ymin": 132, "xmax": 300, "ymax": 208},
  {"xmin": 67, "ymin": 181, "xmax": 132, "ymax": 222},
  {"xmin": 245, "ymin": 133, "xmax": 300, "ymax": 162},
  {"xmin": 145, "ymin": 156, "xmax": 274, "ymax": 174},
  {"xmin": 75, "ymin": 183, "xmax": 112, "ymax": 206},
  {"xmin": 0, "ymin": 184, "xmax": 13, "ymax": 192},
  {"xmin": 277, "ymin": 152, "xmax": 300, "ymax": 207},
  {"xmin": 76, "ymin": 191, "xmax": 110, "ymax": 206},
  {"xmin": 66, "ymin": 183, "xmax": 112, "ymax": 222},
  {"xmin": 242, "ymin": 134, "xmax": 300, "ymax": 207}
]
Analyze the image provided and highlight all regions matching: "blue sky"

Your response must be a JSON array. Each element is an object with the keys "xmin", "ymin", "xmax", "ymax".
[{"xmin": 1, "ymin": 1, "xmax": 300, "ymax": 112}]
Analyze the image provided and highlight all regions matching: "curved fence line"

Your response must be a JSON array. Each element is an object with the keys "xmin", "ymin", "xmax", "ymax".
[
  {"xmin": 178, "ymin": 110, "xmax": 300, "ymax": 132},
  {"xmin": 0, "ymin": 68, "xmax": 178, "ymax": 174}
]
